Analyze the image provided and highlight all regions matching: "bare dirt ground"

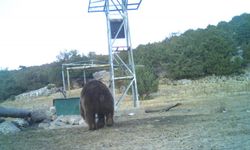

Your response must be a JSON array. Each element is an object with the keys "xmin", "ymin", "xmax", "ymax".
[{"xmin": 1, "ymin": 78, "xmax": 250, "ymax": 150}]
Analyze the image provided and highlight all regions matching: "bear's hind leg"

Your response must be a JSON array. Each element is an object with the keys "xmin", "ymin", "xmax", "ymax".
[
  {"xmin": 97, "ymin": 114, "xmax": 105, "ymax": 129},
  {"xmin": 106, "ymin": 113, "xmax": 113, "ymax": 126},
  {"xmin": 85, "ymin": 112, "xmax": 96, "ymax": 130}
]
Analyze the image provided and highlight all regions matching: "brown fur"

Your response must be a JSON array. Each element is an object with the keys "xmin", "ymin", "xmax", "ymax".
[{"xmin": 80, "ymin": 80, "xmax": 114, "ymax": 130}]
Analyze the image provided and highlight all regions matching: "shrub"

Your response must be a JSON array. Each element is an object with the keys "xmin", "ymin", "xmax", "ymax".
[{"xmin": 136, "ymin": 67, "xmax": 159, "ymax": 100}]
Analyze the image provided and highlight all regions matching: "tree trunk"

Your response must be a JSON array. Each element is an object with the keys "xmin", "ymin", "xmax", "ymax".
[{"xmin": 0, "ymin": 106, "xmax": 31, "ymax": 118}]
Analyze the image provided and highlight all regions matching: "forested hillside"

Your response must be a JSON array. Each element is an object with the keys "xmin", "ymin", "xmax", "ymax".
[
  {"xmin": 1, "ymin": 13, "xmax": 250, "ymax": 101},
  {"xmin": 134, "ymin": 13, "xmax": 250, "ymax": 79},
  {"xmin": 0, "ymin": 50, "xmax": 109, "ymax": 101}
]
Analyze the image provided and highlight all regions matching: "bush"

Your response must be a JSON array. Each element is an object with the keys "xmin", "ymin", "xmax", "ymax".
[
  {"xmin": 136, "ymin": 67, "xmax": 159, "ymax": 100},
  {"xmin": 165, "ymin": 27, "xmax": 243, "ymax": 79}
]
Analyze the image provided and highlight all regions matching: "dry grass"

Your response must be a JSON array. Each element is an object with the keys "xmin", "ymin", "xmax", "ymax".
[
  {"xmin": 0, "ymin": 89, "xmax": 81, "ymax": 110},
  {"xmin": 159, "ymin": 79, "xmax": 250, "ymax": 98},
  {"xmin": 1, "ymin": 92, "xmax": 250, "ymax": 150},
  {"xmin": 1, "ymin": 77, "xmax": 250, "ymax": 149},
  {"xmin": 1, "ymin": 76, "xmax": 250, "ymax": 111}
]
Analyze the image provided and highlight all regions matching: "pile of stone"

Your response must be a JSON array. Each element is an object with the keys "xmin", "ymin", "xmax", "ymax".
[
  {"xmin": 161, "ymin": 71, "xmax": 250, "ymax": 86},
  {"xmin": 0, "ymin": 107, "xmax": 86, "ymax": 135},
  {"xmin": 15, "ymin": 84, "xmax": 58, "ymax": 101},
  {"xmin": 0, "ymin": 118, "xmax": 28, "ymax": 134},
  {"xmin": 38, "ymin": 114, "xmax": 86, "ymax": 130}
]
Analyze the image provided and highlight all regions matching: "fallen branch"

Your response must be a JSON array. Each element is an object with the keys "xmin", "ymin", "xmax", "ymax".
[{"xmin": 145, "ymin": 103, "xmax": 182, "ymax": 113}]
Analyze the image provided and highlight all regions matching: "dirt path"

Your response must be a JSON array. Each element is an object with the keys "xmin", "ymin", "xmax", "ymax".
[{"xmin": 1, "ymin": 93, "xmax": 250, "ymax": 150}]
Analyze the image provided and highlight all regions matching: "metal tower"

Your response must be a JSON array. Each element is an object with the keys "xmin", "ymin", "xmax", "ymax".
[{"xmin": 88, "ymin": 0, "xmax": 142, "ymax": 110}]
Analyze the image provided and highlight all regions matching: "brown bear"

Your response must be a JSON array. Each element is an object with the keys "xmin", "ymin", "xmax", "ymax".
[{"xmin": 80, "ymin": 80, "xmax": 114, "ymax": 130}]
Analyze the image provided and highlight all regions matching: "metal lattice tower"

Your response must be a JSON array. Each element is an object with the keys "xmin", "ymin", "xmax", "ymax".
[{"xmin": 88, "ymin": 0, "xmax": 142, "ymax": 110}]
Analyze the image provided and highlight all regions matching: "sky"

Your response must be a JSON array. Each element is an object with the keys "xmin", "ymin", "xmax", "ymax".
[{"xmin": 0, "ymin": 0, "xmax": 250, "ymax": 70}]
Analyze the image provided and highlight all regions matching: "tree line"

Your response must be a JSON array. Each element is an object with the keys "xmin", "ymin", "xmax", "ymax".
[
  {"xmin": 0, "ymin": 50, "xmax": 108, "ymax": 101},
  {"xmin": 134, "ymin": 13, "xmax": 250, "ymax": 79},
  {"xmin": 1, "ymin": 13, "xmax": 250, "ymax": 101}
]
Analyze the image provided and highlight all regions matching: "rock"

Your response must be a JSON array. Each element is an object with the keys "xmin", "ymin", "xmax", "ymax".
[
  {"xmin": 51, "ymin": 116, "xmax": 67, "ymax": 127},
  {"xmin": 79, "ymin": 119, "xmax": 86, "ymax": 125},
  {"xmin": 49, "ymin": 106, "xmax": 56, "ymax": 115},
  {"xmin": 51, "ymin": 119, "xmax": 67, "ymax": 127},
  {"xmin": 51, "ymin": 114, "xmax": 57, "ymax": 121},
  {"xmin": 221, "ymin": 76, "xmax": 227, "ymax": 81},
  {"xmin": 46, "ymin": 107, "xmax": 57, "ymax": 121},
  {"xmin": 30, "ymin": 110, "xmax": 50, "ymax": 123},
  {"xmin": 55, "ymin": 121, "xmax": 66, "ymax": 126},
  {"xmin": 128, "ymin": 112, "xmax": 135, "ymax": 116},
  {"xmin": 47, "ymin": 115, "xmax": 84, "ymax": 129},
  {"xmin": 38, "ymin": 122, "xmax": 50, "ymax": 129},
  {"xmin": 68, "ymin": 116, "xmax": 81, "ymax": 125},
  {"xmin": 54, "ymin": 115, "xmax": 66, "ymax": 123},
  {"xmin": 11, "ymin": 118, "xmax": 29, "ymax": 128},
  {"xmin": 115, "ymin": 108, "xmax": 145, "ymax": 117},
  {"xmin": 93, "ymin": 70, "xmax": 110, "ymax": 87},
  {"xmin": 0, "ymin": 121, "xmax": 21, "ymax": 134},
  {"xmin": 55, "ymin": 115, "xmax": 81, "ymax": 125},
  {"xmin": 93, "ymin": 70, "xmax": 109, "ymax": 80},
  {"xmin": 177, "ymin": 79, "xmax": 192, "ymax": 85},
  {"xmin": 0, "ymin": 118, "xmax": 5, "ymax": 123}
]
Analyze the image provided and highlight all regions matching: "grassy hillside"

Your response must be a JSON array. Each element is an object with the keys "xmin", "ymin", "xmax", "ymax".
[{"xmin": 1, "ymin": 72, "xmax": 250, "ymax": 111}]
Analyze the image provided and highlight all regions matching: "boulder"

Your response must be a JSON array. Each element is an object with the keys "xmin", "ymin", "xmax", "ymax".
[
  {"xmin": 38, "ymin": 122, "xmax": 50, "ymax": 129},
  {"xmin": 0, "ymin": 118, "xmax": 5, "ymax": 123},
  {"xmin": 49, "ymin": 118, "xmax": 67, "ymax": 129},
  {"xmin": 93, "ymin": 70, "xmax": 110, "ymax": 87},
  {"xmin": 11, "ymin": 118, "xmax": 29, "ymax": 128},
  {"xmin": 30, "ymin": 110, "xmax": 50, "ymax": 123},
  {"xmin": 79, "ymin": 118, "xmax": 86, "ymax": 126},
  {"xmin": 0, "ymin": 121, "xmax": 21, "ymax": 134},
  {"xmin": 68, "ymin": 116, "xmax": 81, "ymax": 125},
  {"xmin": 54, "ymin": 115, "xmax": 81, "ymax": 125},
  {"xmin": 45, "ymin": 115, "xmax": 85, "ymax": 129}
]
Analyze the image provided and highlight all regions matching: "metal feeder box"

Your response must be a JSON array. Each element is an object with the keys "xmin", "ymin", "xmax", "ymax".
[{"xmin": 53, "ymin": 97, "xmax": 80, "ymax": 115}]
